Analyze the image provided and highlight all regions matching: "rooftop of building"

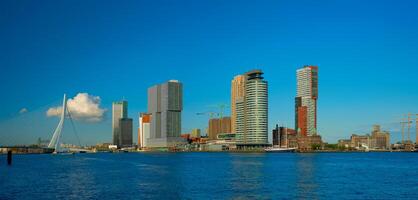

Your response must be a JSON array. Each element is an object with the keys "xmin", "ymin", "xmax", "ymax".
[
  {"xmin": 245, "ymin": 69, "xmax": 263, "ymax": 75},
  {"xmin": 168, "ymin": 80, "xmax": 179, "ymax": 83},
  {"xmin": 297, "ymin": 65, "xmax": 318, "ymax": 71},
  {"xmin": 245, "ymin": 69, "xmax": 264, "ymax": 80},
  {"xmin": 113, "ymin": 100, "xmax": 128, "ymax": 104}
]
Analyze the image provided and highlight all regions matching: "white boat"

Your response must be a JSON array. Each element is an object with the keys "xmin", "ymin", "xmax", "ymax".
[{"xmin": 265, "ymin": 147, "xmax": 296, "ymax": 153}]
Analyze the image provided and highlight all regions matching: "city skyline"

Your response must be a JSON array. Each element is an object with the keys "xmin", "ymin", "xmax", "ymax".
[{"xmin": 1, "ymin": 0, "xmax": 418, "ymax": 145}]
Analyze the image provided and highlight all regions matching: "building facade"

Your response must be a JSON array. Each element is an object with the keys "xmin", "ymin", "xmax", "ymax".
[
  {"xmin": 147, "ymin": 80, "xmax": 185, "ymax": 148},
  {"xmin": 370, "ymin": 125, "xmax": 390, "ymax": 149},
  {"xmin": 272, "ymin": 125, "xmax": 297, "ymax": 148},
  {"xmin": 112, "ymin": 101, "xmax": 128, "ymax": 146},
  {"xmin": 295, "ymin": 66, "xmax": 318, "ymax": 136},
  {"xmin": 235, "ymin": 70, "xmax": 268, "ymax": 147},
  {"xmin": 138, "ymin": 113, "xmax": 152, "ymax": 148},
  {"xmin": 231, "ymin": 75, "xmax": 247, "ymax": 134},
  {"xmin": 191, "ymin": 128, "xmax": 201, "ymax": 138},
  {"xmin": 351, "ymin": 134, "xmax": 370, "ymax": 149},
  {"xmin": 339, "ymin": 125, "xmax": 391, "ymax": 150},
  {"xmin": 208, "ymin": 117, "xmax": 231, "ymax": 140},
  {"xmin": 119, "ymin": 118, "xmax": 133, "ymax": 148}
]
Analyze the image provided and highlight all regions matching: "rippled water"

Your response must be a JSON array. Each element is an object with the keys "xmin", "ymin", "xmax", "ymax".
[{"xmin": 1, "ymin": 152, "xmax": 418, "ymax": 199}]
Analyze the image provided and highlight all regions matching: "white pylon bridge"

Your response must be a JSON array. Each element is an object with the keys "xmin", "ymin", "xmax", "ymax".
[{"xmin": 48, "ymin": 94, "xmax": 83, "ymax": 153}]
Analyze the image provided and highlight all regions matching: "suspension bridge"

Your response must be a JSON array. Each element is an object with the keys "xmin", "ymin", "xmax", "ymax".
[
  {"xmin": 0, "ymin": 94, "xmax": 92, "ymax": 154},
  {"xmin": 47, "ymin": 94, "xmax": 92, "ymax": 153}
]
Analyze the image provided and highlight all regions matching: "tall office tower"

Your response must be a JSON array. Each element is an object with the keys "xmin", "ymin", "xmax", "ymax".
[
  {"xmin": 138, "ymin": 113, "xmax": 152, "ymax": 148},
  {"xmin": 119, "ymin": 118, "xmax": 133, "ymax": 148},
  {"xmin": 112, "ymin": 101, "xmax": 128, "ymax": 146},
  {"xmin": 295, "ymin": 66, "xmax": 318, "ymax": 136},
  {"xmin": 231, "ymin": 75, "xmax": 247, "ymax": 134},
  {"xmin": 147, "ymin": 80, "xmax": 185, "ymax": 148},
  {"xmin": 208, "ymin": 117, "xmax": 232, "ymax": 140},
  {"xmin": 236, "ymin": 70, "xmax": 268, "ymax": 147}
]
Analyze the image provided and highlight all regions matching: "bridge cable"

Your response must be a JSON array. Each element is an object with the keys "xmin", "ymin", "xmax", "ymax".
[{"xmin": 66, "ymin": 108, "xmax": 82, "ymax": 147}]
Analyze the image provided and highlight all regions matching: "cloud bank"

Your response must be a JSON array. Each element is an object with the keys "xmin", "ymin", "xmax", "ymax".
[
  {"xmin": 47, "ymin": 93, "xmax": 106, "ymax": 122},
  {"xmin": 19, "ymin": 108, "xmax": 28, "ymax": 114}
]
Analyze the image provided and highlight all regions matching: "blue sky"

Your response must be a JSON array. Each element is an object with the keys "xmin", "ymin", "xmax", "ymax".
[{"xmin": 1, "ymin": 0, "xmax": 418, "ymax": 145}]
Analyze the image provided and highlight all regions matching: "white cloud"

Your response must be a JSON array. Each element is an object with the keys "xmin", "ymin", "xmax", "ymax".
[
  {"xmin": 47, "ymin": 93, "xmax": 106, "ymax": 122},
  {"xmin": 46, "ymin": 107, "xmax": 62, "ymax": 117},
  {"xmin": 19, "ymin": 108, "xmax": 28, "ymax": 114}
]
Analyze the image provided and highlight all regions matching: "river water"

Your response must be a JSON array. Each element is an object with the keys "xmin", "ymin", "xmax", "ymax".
[{"xmin": 1, "ymin": 152, "xmax": 418, "ymax": 199}]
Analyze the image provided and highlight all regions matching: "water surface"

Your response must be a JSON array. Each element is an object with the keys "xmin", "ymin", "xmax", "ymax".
[{"xmin": 1, "ymin": 152, "xmax": 418, "ymax": 199}]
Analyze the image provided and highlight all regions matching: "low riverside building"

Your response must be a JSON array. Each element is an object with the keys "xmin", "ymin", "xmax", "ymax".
[
  {"xmin": 351, "ymin": 134, "xmax": 370, "ymax": 149},
  {"xmin": 271, "ymin": 124, "xmax": 321, "ymax": 151},
  {"xmin": 200, "ymin": 144, "xmax": 225, "ymax": 151},
  {"xmin": 339, "ymin": 125, "xmax": 391, "ymax": 150},
  {"xmin": 94, "ymin": 143, "xmax": 113, "ymax": 152},
  {"xmin": 370, "ymin": 125, "xmax": 390, "ymax": 149},
  {"xmin": 272, "ymin": 125, "xmax": 296, "ymax": 147},
  {"xmin": 0, "ymin": 147, "xmax": 54, "ymax": 154},
  {"xmin": 297, "ymin": 135, "xmax": 323, "ymax": 151},
  {"xmin": 191, "ymin": 128, "xmax": 201, "ymax": 138},
  {"xmin": 338, "ymin": 139, "xmax": 351, "ymax": 149}
]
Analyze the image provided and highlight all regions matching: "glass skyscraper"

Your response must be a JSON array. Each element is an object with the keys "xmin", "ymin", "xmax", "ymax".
[
  {"xmin": 112, "ymin": 100, "xmax": 128, "ymax": 146},
  {"xmin": 235, "ymin": 70, "xmax": 268, "ymax": 147}
]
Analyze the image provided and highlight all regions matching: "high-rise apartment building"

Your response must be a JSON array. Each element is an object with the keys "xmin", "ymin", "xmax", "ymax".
[
  {"xmin": 112, "ymin": 101, "xmax": 128, "ymax": 146},
  {"xmin": 208, "ymin": 117, "xmax": 231, "ymax": 140},
  {"xmin": 295, "ymin": 66, "xmax": 318, "ymax": 136},
  {"xmin": 147, "ymin": 80, "xmax": 185, "ymax": 148},
  {"xmin": 138, "ymin": 113, "xmax": 152, "ymax": 148},
  {"xmin": 231, "ymin": 75, "xmax": 247, "ymax": 134},
  {"xmin": 235, "ymin": 70, "xmax": 268, "ymax": 147}
]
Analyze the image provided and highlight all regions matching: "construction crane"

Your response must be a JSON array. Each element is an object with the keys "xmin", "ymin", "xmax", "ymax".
[
  {"xmin": 400, "ymin": 113, "xmax": 418, "ymax": 151},
  {"xmin": 416, "ymin": 114, "xmax": 418, "ymax": 145},
  {"xmin": 197, "ymin": 103, "xmax": 230, "ymax": 139},
  {"xmin": 401, "ymin": 113, "xmax": 415, "ymax": 144},
  {"xmin": 207, "ymin": 103, "xmax": 230, "ymax": 119},
  {"xmin": 196, "ymin": 112, "xmax": 219, "ymax": 119}
]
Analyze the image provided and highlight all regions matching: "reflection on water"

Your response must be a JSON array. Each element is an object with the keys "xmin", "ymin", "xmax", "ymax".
[
  {"xmin": 2, "ymin": 153, "xmax": 418, "ymax": 199},
  {"xmin": 230, "ymin": 153, "xmax": 269, "ymax": 200},
  {"xmin": 65, "ymin": 157, "xmax": 97, "ymax": 199},
  {"xmin": 134, "ymin": 153, "xmax": 183, "ymax": 199},
  {"xmin": 296, "ymin": 154, "xmax": 319, "ymax": 200}
]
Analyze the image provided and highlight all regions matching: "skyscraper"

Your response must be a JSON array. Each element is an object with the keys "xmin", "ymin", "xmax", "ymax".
[
  {"xmin": 231, "ymin": 75, "xmax": 247, "ymax": 134},
  {"xmin": 112, "ymin": 101, "xmax": 128, "ymax": 146},
  {"xmin": 138, "ymin": 113, "xmax": 152, "ymax": 148},
  {"xmin": 119, "ymin": 118, "xmax": 133, "ymax": 148},
  {"xmin": 295, "ymin": 66, "xmax": 318, "ymax": 136},
  {"xmin": 235, "ymin": 70, "xmax": 268, "ymax": 148},
  {"xmin": 147, "ymin": 80, "xmax": 185, "ymax": 148}
]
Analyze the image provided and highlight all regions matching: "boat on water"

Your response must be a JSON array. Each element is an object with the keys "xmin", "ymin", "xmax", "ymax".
[
  {"xmin": 265, "ymin": 147, "xmax": 296, "ymax": 153},
  {"xmin": 52, "ymin": 151, "xmax": 75, "ymax": 155}
]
